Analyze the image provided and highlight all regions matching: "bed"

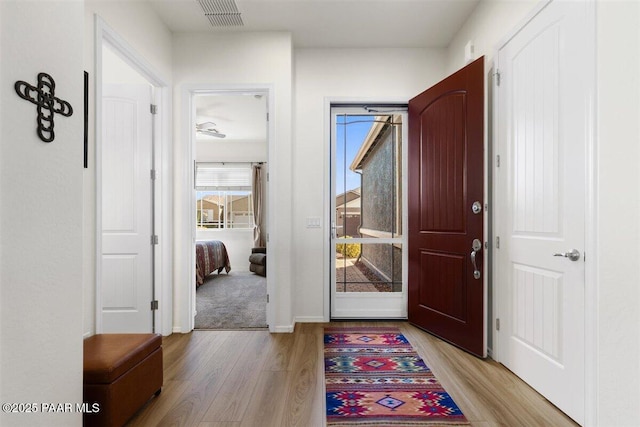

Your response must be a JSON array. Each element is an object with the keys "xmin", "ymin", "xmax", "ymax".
[{"xmin": 195, "ymin": 240, "xmax": 231, "ymax": 287}]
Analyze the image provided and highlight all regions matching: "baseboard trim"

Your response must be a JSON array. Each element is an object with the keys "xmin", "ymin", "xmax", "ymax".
[
  {"xmin": 295, "ymin": 316, "xmax": 325, "ymax": 323},
  {"xmin": 271, "ymin": 325, "xmax": 294, "ymax": 333}
]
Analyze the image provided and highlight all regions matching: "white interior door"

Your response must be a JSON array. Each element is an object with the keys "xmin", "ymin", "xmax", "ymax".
[
  {"xmin": 101, "ymin": 83, "xmax": 154, "ymax": 333},
  {"xmin": 330, "ymin": 106, "xmax": 408, "ymax": 319},
  {"xmin": 494, "ymin": 1, "xmax": 593, "ymax": 424}
]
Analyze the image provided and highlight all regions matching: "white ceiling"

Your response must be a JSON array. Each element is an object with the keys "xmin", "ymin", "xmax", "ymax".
[
  {"xmin": 166, "ymin": 0, "xmax": 480, "ymax": 141},
  {"xmin": 149, "ymin": 0, "xmax": 480, "ymax": 48},
  {"xmin": 195, "ymin": 92, "xmax": 267, "ymax": 142}
]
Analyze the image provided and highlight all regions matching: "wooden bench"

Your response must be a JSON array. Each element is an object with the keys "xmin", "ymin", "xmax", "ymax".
[{"xmin": 83, "ymin": 334, "xmax": 163, "ymax": 427}]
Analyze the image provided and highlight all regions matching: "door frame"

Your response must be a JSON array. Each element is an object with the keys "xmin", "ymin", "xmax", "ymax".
[
  {"xmin": 179, "ymin": 84, "xmax": 275, "ymax": 332},
  {"xmin": 323, "ymin": 97, "xmax": 413, "ymax": 322},
  {"xmin": 328, "ymin": 105, "xmax": 409, "ymax": 319},
  {"xmin": 94, "ymin": 16, "xmax": 172, "ymax": 335},
  {"xmin": 491, "ymin": 1, "xmax": 597, "ymax": 424}
]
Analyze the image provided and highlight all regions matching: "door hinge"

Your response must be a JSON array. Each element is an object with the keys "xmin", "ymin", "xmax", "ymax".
[
  {"xmin": 266, "ymin": 233, "xmax": 269, "ymax": 243},
  {"xmin": 496, "ymin": 236, "xmax": 500, "ymax": 249},
  {"xmin": 151, "ymin": 235, "xmax": 159, "ymax": 245},
  {"xmin": 266, "ymin": 112, "xmax": 269, "ymax": 122},
  {"xmin": 150, "ymin": 104, "xmax": 158, "ymax": 115},
  {"xmin": 150, "ymin": 169, "xmax": 157, "ymax": 180},
  {"xmin": 266, "ymin": 294, "xmax": 269, "ymax": 303},
  {"xmin": 495, "ymin": 70, "xmax": 501, "ymax": 87},
  {"xmin": 496, "ymin": 318, "xmax": 500, "ymax": 331},
  {"xmin": 496, "ymin": 155, "xmax": 501, "ymax": 168},
  {"xmin": 267, "ymin": 172, "xmax": 270, "ymax": 182},
  {"xmin": 151, "ymin": 300, "xmax": 159, "ymax": 311}
]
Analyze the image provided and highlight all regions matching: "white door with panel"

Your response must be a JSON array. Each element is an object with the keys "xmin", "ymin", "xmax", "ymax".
[
  {"xmin": 494, "ymin": 1, "xmax": 593, "ymax": 424},
  {"xmin": 101, "ymin": 84, "xmax": 154, "ymax": 333}
]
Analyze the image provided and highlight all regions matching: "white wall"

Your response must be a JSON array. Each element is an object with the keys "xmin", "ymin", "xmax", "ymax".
[
  {"xmin": 446, "ymin": 0, "xmax": 537, "ymax": 73},
  {"xmin": 84, "ymin": 1, "xmax": 173, "ymax": 81},
  {"xmin": 595, "ymin": 1, "xmax": 640, "ymax": 424},
  {"xmin": 173, "ymin": 32, "xmax": 293, "ymax": 332},
  {"xmin": 83, "ymin": 1, "xmax": 173, "ymax": 337},
  {"xmin": 0, "ymin": 2, "xmax": 84, "ymax": 425},
  {"xmin": 292, "ymin": 48, "xmax": 447, "ymax": 321}
]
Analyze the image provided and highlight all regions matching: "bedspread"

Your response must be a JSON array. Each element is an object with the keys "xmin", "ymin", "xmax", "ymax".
[{"xmin": 196, "ymin": 240, "xmax": 231, "ymax": 286}]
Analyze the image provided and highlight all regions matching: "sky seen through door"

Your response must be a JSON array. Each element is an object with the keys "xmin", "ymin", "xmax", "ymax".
[{"xmin": 336, "ymin": 115, "xmax": 374, "ymax": 193}]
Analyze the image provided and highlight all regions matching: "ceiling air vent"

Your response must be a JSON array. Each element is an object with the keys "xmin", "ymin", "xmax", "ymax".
[{"xmin": 197, "ymin": 0, "xmax": 244, "ymax": 27}]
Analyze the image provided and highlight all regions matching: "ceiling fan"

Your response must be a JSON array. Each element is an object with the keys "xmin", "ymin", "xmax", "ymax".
[{"xmin": 196, "ymin": 121, "xmax": 226, "ymax": 138}]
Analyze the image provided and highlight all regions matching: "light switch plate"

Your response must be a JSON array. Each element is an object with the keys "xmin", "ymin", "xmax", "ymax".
[{"xmin": 306, "ymin": 217, "xmax": 321, "ymax": 228}]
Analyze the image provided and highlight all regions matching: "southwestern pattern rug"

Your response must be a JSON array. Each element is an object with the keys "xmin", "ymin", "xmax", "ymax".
[{"xmin": 324, "ymin": 327, "xmax": 469, "ymax": 426}]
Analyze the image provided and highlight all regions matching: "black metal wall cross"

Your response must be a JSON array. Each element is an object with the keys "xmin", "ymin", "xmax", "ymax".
[{"xmin": 15, "ymin": 72, "xmax": 74, "ymax": 143}]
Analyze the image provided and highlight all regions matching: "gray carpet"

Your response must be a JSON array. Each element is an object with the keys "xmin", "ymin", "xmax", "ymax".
[{"xmin": 194, "ymin": 271, "xmax": 267, "ymax": 329}]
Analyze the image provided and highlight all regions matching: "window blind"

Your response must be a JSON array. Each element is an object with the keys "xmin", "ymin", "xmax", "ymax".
[{"xmin": 195, "ymin": 163, "xmax": 252, "ymax": 190}]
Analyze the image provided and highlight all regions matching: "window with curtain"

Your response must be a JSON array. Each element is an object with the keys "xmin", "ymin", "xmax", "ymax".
[{"xmin": 195, "ymin": 163, "xmax": 254, "ymax": 229}]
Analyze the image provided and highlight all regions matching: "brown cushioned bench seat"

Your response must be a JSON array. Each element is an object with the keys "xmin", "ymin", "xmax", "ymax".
[{"xmin": 83, "ymin": 334, "xmax": 163, "ymax": 427}]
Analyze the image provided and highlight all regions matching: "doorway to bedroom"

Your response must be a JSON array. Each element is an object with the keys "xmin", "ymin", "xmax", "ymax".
[{"xmin": 193, "ymin": 91, "xmax": 269, "ymax": 330}]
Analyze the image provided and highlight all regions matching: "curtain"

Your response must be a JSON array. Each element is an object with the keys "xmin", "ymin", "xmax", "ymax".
[{"xmin": 252, "ymin": 164, "xmax": 265, "ymax": 248}]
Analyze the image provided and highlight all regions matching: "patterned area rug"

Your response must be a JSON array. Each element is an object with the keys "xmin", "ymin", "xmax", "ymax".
[{"xmin": 324, "ymin": 327, "xmax": 469, "ymax": 426}]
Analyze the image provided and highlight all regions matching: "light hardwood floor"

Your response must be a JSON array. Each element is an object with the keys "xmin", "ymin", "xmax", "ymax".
[{"xmin": 127, "ymin": 322, "xmax": 578, "ymax": 427}]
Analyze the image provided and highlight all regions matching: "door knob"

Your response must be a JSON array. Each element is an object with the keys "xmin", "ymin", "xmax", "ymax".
[{"xmin": 553, "ymin": 249, "xmax": 581, "ymax": 262}]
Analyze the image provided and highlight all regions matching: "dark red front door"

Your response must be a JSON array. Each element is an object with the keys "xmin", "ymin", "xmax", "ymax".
[{"xmin": 408, "ymin": 57, "xmax": 485, "ymax": 357}]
